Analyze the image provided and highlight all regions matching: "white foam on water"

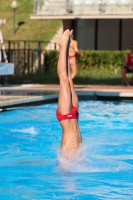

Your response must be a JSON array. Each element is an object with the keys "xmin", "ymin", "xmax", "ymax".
[
  {"xmin": 56, "ymin": 141, "xmax": 133, "ymax": 173},
  {"xmin": 11, "ymin": 127, "xmax": 38, "ymax": 135}
]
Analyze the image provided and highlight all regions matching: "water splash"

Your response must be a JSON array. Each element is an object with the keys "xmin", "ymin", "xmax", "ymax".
[
  {"xmin": 56, "ymin": 142, "xmax": 132, "ymax": 173},
  {"xmin": 11, "ymin": 127, "xmax": 38, "ymax": 135}
]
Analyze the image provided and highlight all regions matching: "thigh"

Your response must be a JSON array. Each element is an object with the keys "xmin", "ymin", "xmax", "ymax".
[
  {"xmin": 70, "ymin": 58, "xmax": 77, "ymax": 72},
  {"xmin": 69, "ymin": 76, "xmax": 79, "ymax": 111},
  {"xmin": 122, "ymin": 66, "xmax": 132, "ymax": 73},
  {"xmin": 58, "ymin": 78, "xmax": 72, "ymax": 115}
]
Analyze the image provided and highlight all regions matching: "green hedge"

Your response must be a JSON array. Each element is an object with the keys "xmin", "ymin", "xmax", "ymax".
[
  {"xmin": 8, "ymin": 50, "xmax": 130, "ymax": 85},
  {"xmin": 44, "ymin": 50, "xmax": 59, "ymax": 72},
  {"xmin": 44, "ymin": 50, "xmax": 128, "ymax": 72}
]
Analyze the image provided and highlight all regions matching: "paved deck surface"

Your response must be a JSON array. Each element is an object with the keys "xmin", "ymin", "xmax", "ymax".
[{"xmin": 0, "ymin": 84, "xmax": 133, "ymax": 110}]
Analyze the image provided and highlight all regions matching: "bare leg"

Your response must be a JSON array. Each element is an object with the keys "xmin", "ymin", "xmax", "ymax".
[
  {"xmin": 57, "ymin": 30, "xmax": 73, "ymax": 114},
  {"xmin": 128, "ymin": 74, "xmax": 133, "ymax": 83},
  {"xmin": 70, "ymin": 58, "xmax": 77, "ymax": 79},
  {"xmin": 121, "ymin": 69, "xmax": 130, "ymax": 86},
  {"xmin": 67, "ymin": 59, "xmax": 79, "ymax": 110}
]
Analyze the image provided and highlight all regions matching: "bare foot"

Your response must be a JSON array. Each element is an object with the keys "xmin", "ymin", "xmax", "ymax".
[
  {"xmin": 58, "ymin": 29, "xmax": 73, "ymax": 48},
  {"xmin": 69, "ymin": 30, "xmax": 73, "ymax": 41}
]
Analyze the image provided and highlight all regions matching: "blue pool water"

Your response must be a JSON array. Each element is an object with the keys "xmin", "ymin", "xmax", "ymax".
[{"xmin": 0, "ymin": 100, "xmax": 133, "ymax": 200}]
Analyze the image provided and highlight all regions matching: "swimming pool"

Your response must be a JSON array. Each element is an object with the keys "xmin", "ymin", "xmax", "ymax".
[{"xmin": 0, "ymin": 100, "xmax": 133, "ymax": 199}]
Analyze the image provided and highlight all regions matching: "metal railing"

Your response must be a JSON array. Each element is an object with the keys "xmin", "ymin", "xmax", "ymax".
[{"xmin": 0, "ymin": 40, "xmax": 58, "ymax": 83}]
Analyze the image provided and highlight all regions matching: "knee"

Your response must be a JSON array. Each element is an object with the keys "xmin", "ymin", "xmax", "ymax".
[
  {"xmin": 73, "ymin": 65, "xmax": 77, "ymax": 74},
  {"xmin": 121, "ymin": 68, "xmax": 126, "ymax": 75},
  {"xmin": 58, "ymin": 70, "xmax": 68, "ymax": 79},
  {"xmin": 73, "ymin": 68, "xmax": 77, "ymax": 75},
  {"xmin": 71, "ymin": 71, "xmax": 77, "ymax": 79},
  {"xmin": 68, "ymin": 74, "xmax": 73, "ymax": 83},
  {"xmin": 60, "ymin": 75, "xmax": 70, "ymax": 85}
]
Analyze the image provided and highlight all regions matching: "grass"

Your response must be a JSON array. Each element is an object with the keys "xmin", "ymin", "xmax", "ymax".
[
  {"xmin": 0, "ymin": 0, "xmax": 61, "ymax": 43},
  {"xmin": 8, "ymin": 66, "xmax": 130, "ymax": 86},
  {"xmin": 74, "ymin": 68, "xmax": 123, "ymax": 85}
]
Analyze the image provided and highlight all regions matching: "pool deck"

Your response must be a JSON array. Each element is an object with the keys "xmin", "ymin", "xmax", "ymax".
[{"xmin": 0, "ymin": 84, "xmax": 133, "ymax": 110}]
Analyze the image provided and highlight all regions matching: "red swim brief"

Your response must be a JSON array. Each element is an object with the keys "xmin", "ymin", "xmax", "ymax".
[
  {"xmin": 56, "ymin": 106, "xmax": 79, "ymax": 121},
  {"xmin": 68, "ymin": 55, "xmax": 76, "ymax": 60}
]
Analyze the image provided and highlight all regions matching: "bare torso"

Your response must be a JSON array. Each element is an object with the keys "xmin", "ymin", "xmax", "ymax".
[{"xmin": 60, "ymin": 119, "xmax": 82, "ymax": 156}]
